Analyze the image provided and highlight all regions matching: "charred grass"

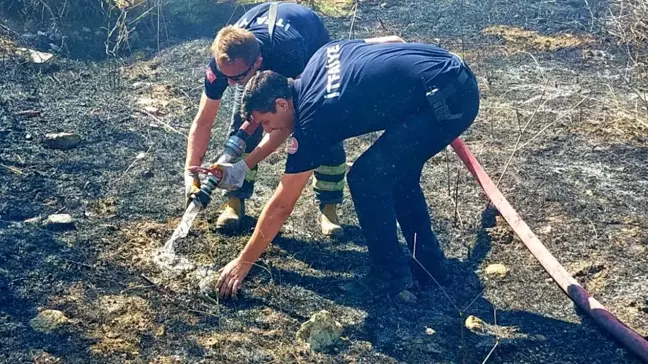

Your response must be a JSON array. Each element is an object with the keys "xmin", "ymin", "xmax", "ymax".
[{"xmin": 1, "ymin": 0, "xmax": 647, "ymax": 362}]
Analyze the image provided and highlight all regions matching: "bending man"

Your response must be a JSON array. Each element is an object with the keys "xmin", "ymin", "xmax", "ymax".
[
  {"xmin": 215, "ymin": 37, "xmax": 481, "ymax": 299},
  {"xmin": 184, "ymin": 1, "xmax": 346, "ymax": 236}
]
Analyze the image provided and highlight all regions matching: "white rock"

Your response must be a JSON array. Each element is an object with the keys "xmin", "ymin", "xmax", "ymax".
[
  {"xmin": 296, "ymin": 310, "xmax": 343, "ymax": 351},
  {"xmin": 465, "ymin": 315, "xmax": 487, "ymax": 333},
  {"xmin": 484, "ymin": 263, "xmax": 508, "ymax": 277},
  {"xmin": 46, "ymin": 214, "xmax": 74, "ymax": 230},
  {"xmin": 44, "ymin": 132, "xmax": 81, "ymax": 150},
  {"xmin": 398, "ymin": 290, "xmax": 417, "ymax": 303},
  {"xmin": 198, "ymin": 273, "xmax": 219, "ymax": 297},
  {"xmin": 24, "ymin": 216, "xmax": 43, "ymax": 224},
  {"xmin": 539, "ymin": 225, "xmax": 552, "ymax": 234},
  {"xmin": 132, "ymin": 81, "xmax": 147, "ymax": 89},
  {"xmin": 30, "ymin": 310, "xmax": 69, "ymax": 333}
]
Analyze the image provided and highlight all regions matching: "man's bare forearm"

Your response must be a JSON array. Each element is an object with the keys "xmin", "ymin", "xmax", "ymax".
[
  {"xmin": 238, "ymin": 171, "xmax": 312, "ymax": 264},
  {"xmin": 243, "ymin": 128, "xmax": 291, "ymax": 168},
  {"xmin": 185, "ymin": 93, "xmax": 220, "ymax": 169}
]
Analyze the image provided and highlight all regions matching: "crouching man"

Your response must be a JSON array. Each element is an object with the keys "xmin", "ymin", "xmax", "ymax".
[
  {"xmin": 214, "ymin": 37, "xmax": 480, "ymax": 299},
  {"xmin": 184, "ymin": 1, "xmax": 346, "ymax": 236}
]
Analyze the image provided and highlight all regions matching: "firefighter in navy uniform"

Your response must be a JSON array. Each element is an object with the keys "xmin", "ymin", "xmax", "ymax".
[
  {"xmin": 212, "ymin": 36, "xmax": 481, "ymax": 299},
  {"xmin": 184, "ymin": 2, "xmax": 346, "ymax": 237}
]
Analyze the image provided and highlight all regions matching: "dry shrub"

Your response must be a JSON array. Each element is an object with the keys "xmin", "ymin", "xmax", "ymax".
[
  {"xmin": 606, "ymin": 0, "xmax": 648, "ymax": 75},
  {"xmin": 607, "ymin": 0, "xmax": 648, "ymax": 47},
  {"xmin": 0, "ymin": 0, "xmax": 158, "ymax": 56},
  {"xmin": 605, "ymin": 0, "xmax": 648, "ymax": 114},
  {"xmin": 0, "ymin": 0, "xmax": 234, "ymax": 58}
]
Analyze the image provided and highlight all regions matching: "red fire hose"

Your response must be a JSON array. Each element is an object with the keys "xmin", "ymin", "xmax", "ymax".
[{"xmin": 450, "ymin": 138, "xmax": 648, "ymax": 363}]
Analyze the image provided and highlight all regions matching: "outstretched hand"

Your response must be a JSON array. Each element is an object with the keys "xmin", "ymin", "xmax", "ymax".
[{"xmin": 216, "ymin": 258, "xmax": 253, "ymax": 299}]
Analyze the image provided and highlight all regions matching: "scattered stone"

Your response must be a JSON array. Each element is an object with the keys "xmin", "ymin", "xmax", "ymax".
[
  {"xmin": 485, "ymin": 223, "xmax": 513, "ymax": 244},
  {"xmin": 31, "ymin": 351, "xmax": 62, "ymax": 363},
  {"xmin": 570, "ymin": 261, "xmax": 606, "ymax": 278},
  {"xmin": 484, "ymin": 263, "xmax": 508, "ymax": 277},
  {"xmin": 46, "ymin": 214, "xmax": 75, "ymax": 230},
  {"xmin": 143, "ymin": 106, "xmax": 164, "ymax": 115},
  {"xmin": 398, "ymin": 290, "xmax": 417, "ymax": 303},
  {"xmin": 44, "ymin": 132, "xmax": 81, "ymax": 150},
  {"xmin": 30, "ymin": 310, "xmax": 70, "ymax": 333},
  {"xmin": 198, "ymin": 272, "xmax": 219, "ymax": 297},
  {"xmin": 132, "ymin": 81, "xmax": 147, "ymax": 89},
  {"xmin": 296, "ymin": 310, "xmax": 343, "ymax": 351},
  {"xmin": 582, "ymin": 49, "xmax": 613, "ymax": 61},
  {"xmin": 19, "ymin": 48, "xmax": 54, "ymax": 64},
  {"xmin": 539, "ymin": 225, "xmax": 552, "ymax": 234},
  {"xmin": 25, "ymin": 133, "xmax": 32, "ymax": 140},
  {"xmin": 465, "ymin": 315, "xmax": 527, "ymax": 341},
  {"xmin": 22, "ymin": 33, "xmax": 37, "ymax": 41},
  {"xmin": 24, "ymin": 216, "xmax": 43, "ymax": 225},
  {"xmin": 136, "ymin": 97, "xmax": 169, "ymax": 107},
  {"xmin": 465, "ymin": 315, "xmax": 487, "ymax": 334}
]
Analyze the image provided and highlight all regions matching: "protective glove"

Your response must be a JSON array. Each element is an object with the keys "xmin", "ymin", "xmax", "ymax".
[
  {"xmin": 184, "ymin": 169, "xmax": 201, "ymax": 206},
  {"xmin": 215, "ymin": 159, "xmax": 250, "ymax": 191}
]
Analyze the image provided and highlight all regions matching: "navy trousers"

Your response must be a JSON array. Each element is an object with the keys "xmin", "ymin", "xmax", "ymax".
[{"xmin": 346, "ymin": 67, "xmax": 480, "ymax": 277}]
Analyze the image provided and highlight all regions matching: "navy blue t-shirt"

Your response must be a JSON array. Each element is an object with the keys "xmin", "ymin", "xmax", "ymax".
[
  {"xmin": 285, "ymin": 40, "xmax": 465, "ymax": 174},
  {"xmin": 204, "ymin": 2, "xmax": 330, "ymax": 100}
]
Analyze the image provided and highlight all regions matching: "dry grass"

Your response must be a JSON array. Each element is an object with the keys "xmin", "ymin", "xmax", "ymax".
[
  {"xmin": 482, "ymin": 25, "xmax": 595, "ymax": 51},
  {"xmin": 607, "ymin": 0, "xmax": 648, "ymax": 46},
  {"xmin": 1, "ymin": 0, "xmax": 647, "ymax": 363},
  {"xmin": 236, "ymin": 0, "xmax": 355, "ymax": 17}
]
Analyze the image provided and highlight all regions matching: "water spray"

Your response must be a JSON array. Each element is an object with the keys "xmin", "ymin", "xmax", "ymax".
[{"xmin": 155, "ymin": 119, "xmax": 259, "ymax": 270}]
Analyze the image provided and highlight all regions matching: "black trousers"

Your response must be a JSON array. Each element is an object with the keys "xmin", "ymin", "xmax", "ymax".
[{"xmin": 346, "ymin": 67, "xmax": 480, "ymax": 276}]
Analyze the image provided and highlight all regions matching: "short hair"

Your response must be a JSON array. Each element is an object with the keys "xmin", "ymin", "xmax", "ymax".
[
  {"xmin": 241, "ymin": 71, "xmax": 293, "ymax": 120},
  {"xmin": 211, "ymin": 25, "xmax": 259, "ymax": 65}
]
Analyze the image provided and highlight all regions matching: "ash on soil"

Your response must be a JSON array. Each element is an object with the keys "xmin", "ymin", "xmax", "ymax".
[{"xmin": 1, "ymin": 0, "xmax": 647, "ymax": 363}]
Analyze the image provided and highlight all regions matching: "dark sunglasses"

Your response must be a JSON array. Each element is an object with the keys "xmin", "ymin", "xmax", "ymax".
[{"xmin": 220, "ymin": 60, "xmax": 256, "ymax": 82}]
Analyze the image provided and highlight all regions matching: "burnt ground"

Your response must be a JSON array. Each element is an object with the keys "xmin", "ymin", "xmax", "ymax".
[{"xmin": 1, "ymin": 0, "xmax": 647, "ymax": 363}]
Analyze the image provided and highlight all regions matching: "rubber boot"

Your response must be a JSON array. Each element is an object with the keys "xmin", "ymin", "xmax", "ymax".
[
  {"xmin": 320, "ymin": 204, "xmax": 343, "ymax": 238},
  {"xmin": 216, "ymin": 197, "xmax": 245, "ymax": 232}
]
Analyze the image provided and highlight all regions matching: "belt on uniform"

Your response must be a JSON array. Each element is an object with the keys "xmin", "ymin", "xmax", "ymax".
[
  {"xmin": 425, "ymin": 66, "xmax": 473, "ymax": 121},
  {"xmin": 426, "ymin": 67, "xmax": 471, "ymax": 104}
]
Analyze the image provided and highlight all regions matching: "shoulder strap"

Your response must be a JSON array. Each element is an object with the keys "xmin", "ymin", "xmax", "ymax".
[{"xmin": 267, "ymin": 2, "xmax": 279, "ymax": 46}]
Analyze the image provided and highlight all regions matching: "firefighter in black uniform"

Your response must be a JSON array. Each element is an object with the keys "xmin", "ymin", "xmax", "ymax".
[
  {"xmin": 213, "ymin": 37, "xmax": 480, "ymax": 299},
  {"xmin": 184, "ymin": 2, "xmax": 346, "ymax": 236}
]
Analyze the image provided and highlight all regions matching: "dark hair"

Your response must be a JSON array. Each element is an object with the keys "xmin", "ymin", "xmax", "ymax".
[{"xmin": 241, "ymin": 70, "xmax": 293, "ymax": 120}]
